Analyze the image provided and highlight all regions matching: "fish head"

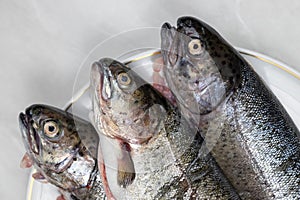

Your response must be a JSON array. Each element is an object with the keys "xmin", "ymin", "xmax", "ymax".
[
  {"xmin": 161, "ymin": 16, "xmax": 242, "ymax": 115},
  {"xmin": 91, "ymin": 58, "xmax": 168, "ymax": 144},
  {"xmin": 19, "ymin": 104, "xmax": 81, "ymax": 173}
]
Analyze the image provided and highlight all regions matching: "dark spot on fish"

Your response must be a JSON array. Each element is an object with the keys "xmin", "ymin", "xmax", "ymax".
[
  {"xmin": 70, "ymin": 194, "xmax": 80, "ymax": 200},
  {"xmin": 54, "ymin": 163, "xmax": 60, "ymax": 169},
  {"xmin": 66, "ymin": 119, "xmax": 73, "ymax": 125},
  {"xmin": 219, "ymin": 46, "xmax": 224, "ymax": 50},
  {"xmin": 79, "ymin": 151, "xmax": 84, "ymax": 157},
  {"xmin": 32, "ymin": 108, "xmax": 42, "ymax": 116},
  {"xmin": 224, "ymin": 53, "xmax": 229, "ymax": 58},
  {"xmin": 211, "ymin": 47, "xmax": 215, "ymax": 51},
  {"xmin": 183, "ymin": 72, "xmax": 190, "ymax": 78},
  {"xmin": 67, "ymin": 124, "xmax": 73, "ymax": 131},
  {"xmin": 69, "ymin": 135, "xmax": 75, "ymax": 141},
  {"xmin": 89, "ymin": 146, "xmax": 96, "ymax": 153},
  {"xmin": 73, "ymin": 157, "xmax": 77, "ymax": 161},
  {"xmin": 215, "ymin": 52, "xmax": 221, "ymax": 57},
  {"xmin": 232, "ymin": 69, "xmax": 237, "ymax": 74},
  {"xmin": 221, "ymin": 61, "xmax": 226, "ymax": 65}
]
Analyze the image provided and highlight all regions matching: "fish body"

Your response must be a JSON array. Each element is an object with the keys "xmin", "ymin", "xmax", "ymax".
[
  {"xmin": 90, "ymin": 58, "xmax": 240, "ymax": 199},
  {"xmin": 161, "ymin": 16, "xmax": 300, "ymax": 199},
  {"xmin": 19, "ymin": 104, "xmax": 106, "ymax": 200}
]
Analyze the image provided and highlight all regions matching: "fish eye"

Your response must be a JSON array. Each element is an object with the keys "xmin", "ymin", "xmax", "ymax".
[
  {"xmin": 117, "ymin": 72, "xmax": 131, "ymax": 87},
  {"xmin": 43, "ymin": 121, "xmax": 60, "ymax": 138},
  {"xmin": 188, "ymin": 39, "xmax": 203, "ymax": 56}
]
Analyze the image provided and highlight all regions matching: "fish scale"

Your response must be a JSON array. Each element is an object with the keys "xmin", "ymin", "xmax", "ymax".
[
  {"xmin": 161, "ymin": 16, "xmax": 300, "ymax": 199},
  {"xmin": 228, "ymin": 65, "xmax": 300, "ymax": 199},
  {"xmin": 90, "ymin": 58, "xmax": 241, "ymax": 199}
]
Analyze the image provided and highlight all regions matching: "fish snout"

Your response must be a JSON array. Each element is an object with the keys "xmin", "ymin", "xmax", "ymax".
[
  {"xmin": 25, "ymin": 104, "xmax": 45, "ymax": 118},
  {"xmin": 98, "ymin": 58, "xmax": 116, "ymax": 71},
  {"xmin": 19, "ymin": 112, "xmax": 27, "ymax": 127},
  {"xmin": 92, "ymin": 58, "xmax": 115, "ymax": 103},
  {"xmin": 177, "ymin": 16, "xmax": 195, "ymax": 28}
]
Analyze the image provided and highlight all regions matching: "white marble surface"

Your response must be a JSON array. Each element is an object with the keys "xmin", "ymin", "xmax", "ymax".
[{"xmin": 1, "ymin": 0, "xmax": 300, "ymax": 199}]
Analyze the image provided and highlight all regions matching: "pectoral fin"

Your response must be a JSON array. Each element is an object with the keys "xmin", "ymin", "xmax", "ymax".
[
  {"xmin": 117, "ymin": 142, "xmax": 135, "ymax": 188},
  {"xmin": 32, "ymin": 171, "xmax": 48, "ymax": 183},
  {"xmin": 56, "ymin": 195, "xmax": 66, "ymax": 200},
  {"xmin": 20, "ymin": 153, "xmax": 33, "ymax": 168}
]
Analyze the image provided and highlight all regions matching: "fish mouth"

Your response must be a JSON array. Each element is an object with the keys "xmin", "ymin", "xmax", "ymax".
[
  {"xmin": 161, "ymin": 22, "xmax": 190, "ymax": 68},
  {"xmin": 91, "ymin": 58, "xmax": 116, "ymax": 106},
  {"xmin": 161, "ymin": 22, "xmax": 177, "ymax": 63},
  {"xmin": 19, "ymin": 111, "xmax": 41, "ymax": 156},
  {"xmin": 91, "ymin": 58, "xmax": 119, "ymax": 139}
]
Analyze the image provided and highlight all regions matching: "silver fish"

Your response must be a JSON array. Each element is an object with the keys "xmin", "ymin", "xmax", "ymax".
[
  {"xmin": 90, "ymin": 58, "xmax": 240, "ymax": 199},
  {"xmin": 161, "ymin": 16, "xmax": 300, "ymax": 199},
  {"xmin": 19, "ymin": 104, "xmax": 107, "ymax": 200}
]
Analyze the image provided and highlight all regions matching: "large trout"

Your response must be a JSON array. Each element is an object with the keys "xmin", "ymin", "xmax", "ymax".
[{"xmin": 161, "ymin": 16, "xmax": 300, "ymax": 199}]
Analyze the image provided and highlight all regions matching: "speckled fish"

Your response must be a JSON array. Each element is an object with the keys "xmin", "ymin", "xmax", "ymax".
[
  {"xmin": 90, "ymin": 58, "xmax": 240, "ymax": 199},
  {"xmin": 161, "ymin": 16, "xmax": 300, "ymax": 199},
  {"xmin": 19, "ymin": 104, "xmax": 108, "ymax": 200}
]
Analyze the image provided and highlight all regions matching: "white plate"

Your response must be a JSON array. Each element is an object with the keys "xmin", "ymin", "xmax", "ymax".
[{"xmin": 26, "ymin": 48, "xmax": 300, "ymax": 200}]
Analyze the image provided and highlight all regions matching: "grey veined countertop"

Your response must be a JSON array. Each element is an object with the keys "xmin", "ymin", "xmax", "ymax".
[{"xmin": 1, "ymin": 0, "xmax": 300, "ymax": 199}]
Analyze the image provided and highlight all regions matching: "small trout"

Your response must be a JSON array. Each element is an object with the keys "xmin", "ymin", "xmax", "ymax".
[{"xmin": 19, "ymin": 104, "xmax": 107, "ymax": 200}]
